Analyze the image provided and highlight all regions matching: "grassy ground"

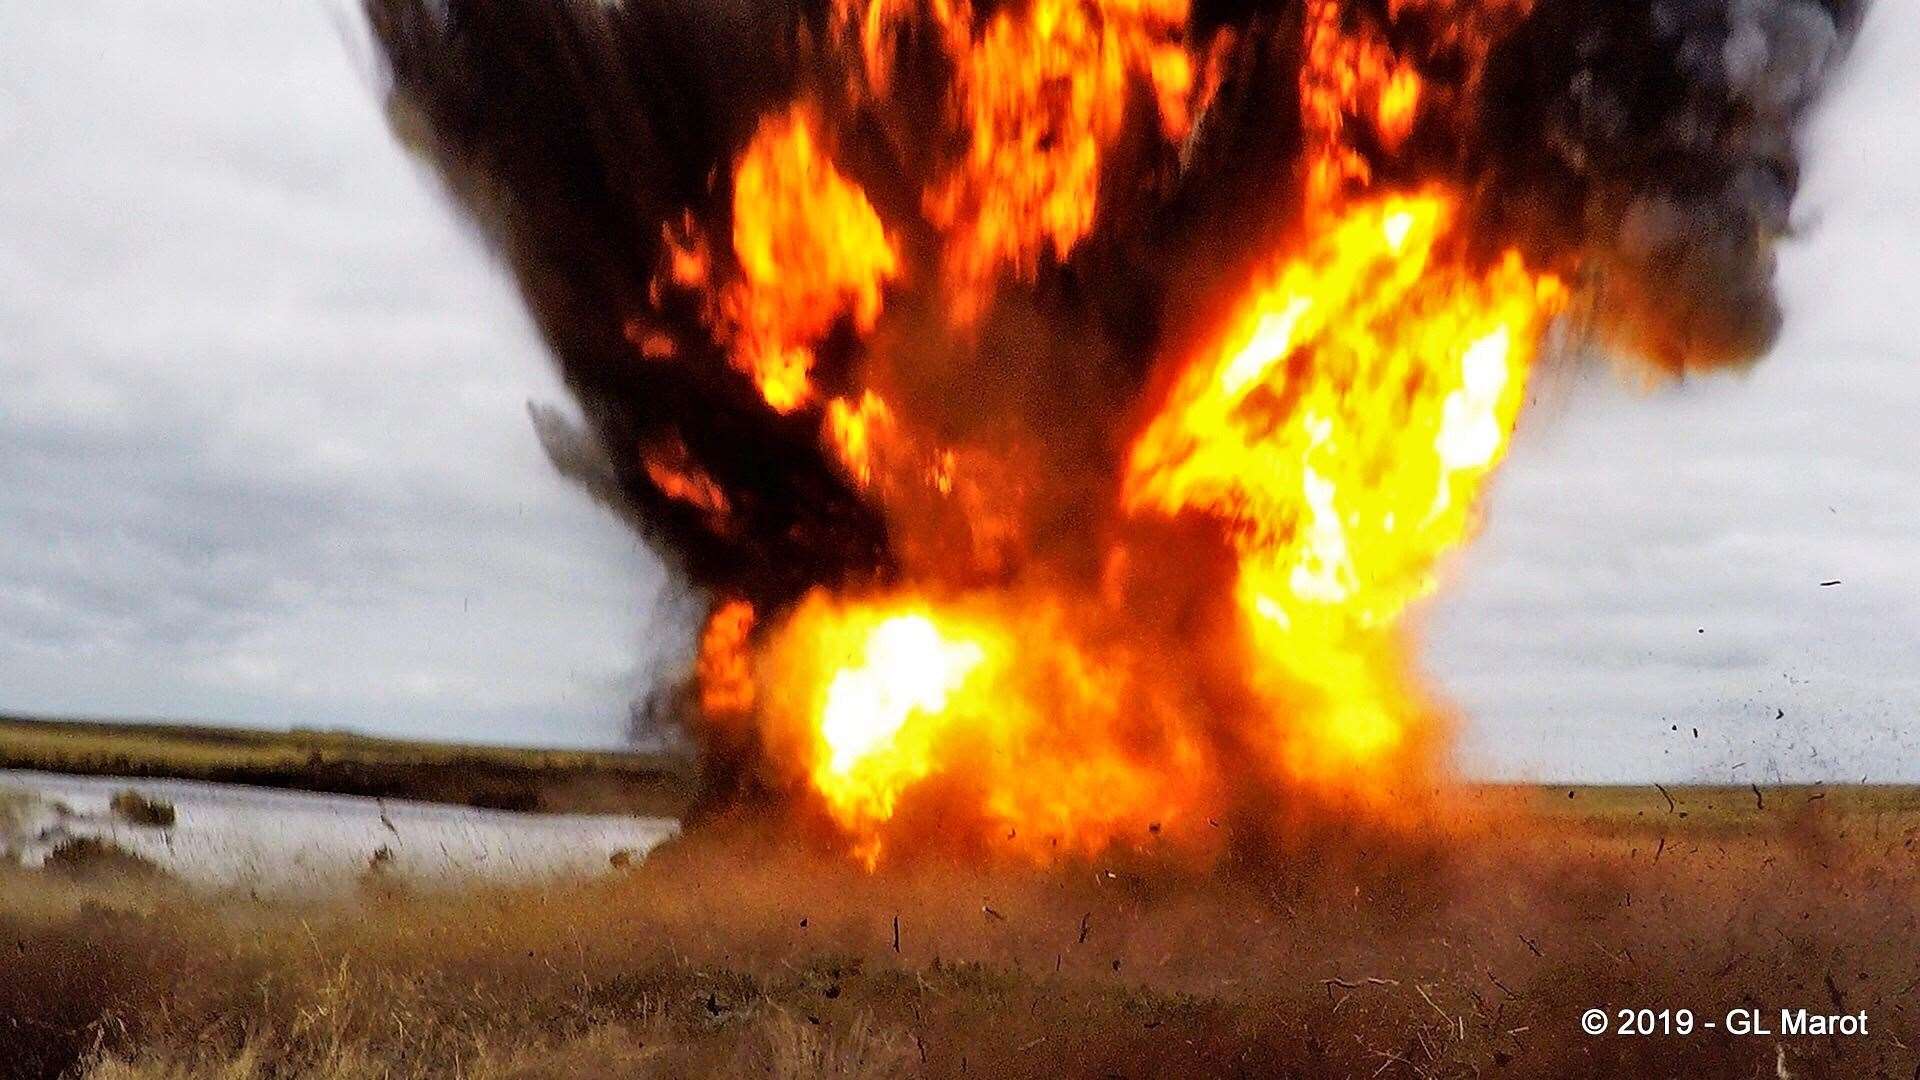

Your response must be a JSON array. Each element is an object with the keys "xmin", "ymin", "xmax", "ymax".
[
  {"xmin": 4, "ymin": 784, "xmax": 1919, "ymax": 1079},
  {"xmin": 0, "ymin": 715, "xmax": 694, "ymax": 817},
  {"xmin": 1524, "ymin": 781, "xmax": 1920, "ymax": 830}
]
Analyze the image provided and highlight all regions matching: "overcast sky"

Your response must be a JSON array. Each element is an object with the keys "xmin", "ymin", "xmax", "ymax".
[{"xmin": 1, "ymin": 2, "xmax": 1913, "ymax": 777}]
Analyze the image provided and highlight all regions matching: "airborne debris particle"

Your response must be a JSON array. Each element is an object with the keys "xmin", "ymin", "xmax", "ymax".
[{"xmin": 1487, "ymin": 969, "xmax": 1517, "ymax": 999}]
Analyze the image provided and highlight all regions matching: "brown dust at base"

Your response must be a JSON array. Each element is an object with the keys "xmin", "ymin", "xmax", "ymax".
[{"xmin": 6, "ymin": 786, "xmax": 1919, "ymax": 1079}]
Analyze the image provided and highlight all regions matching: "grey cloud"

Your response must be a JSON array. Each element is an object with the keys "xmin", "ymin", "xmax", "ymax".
[{"xmin": 0, "ymin": 0, "xmax": 682, "ymax": 746}]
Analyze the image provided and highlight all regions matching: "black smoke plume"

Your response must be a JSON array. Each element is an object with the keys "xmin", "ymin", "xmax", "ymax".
[{"xmin": 363, "ymin": 0, "xmax": 1861, "ymax": 752}]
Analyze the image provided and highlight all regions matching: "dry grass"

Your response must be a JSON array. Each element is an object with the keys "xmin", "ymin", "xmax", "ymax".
[
  {"xmin": 1, "ymin": 786, "xmax": 1917, "ymax": 1078},
  {"xmin": 79, "ymin": 1009, "xmax": 912, "ymax": 1080},
  {"xmin": 39, "ymin": 837, "xmax": 167, "ymax": 881},
  {"xmin": 106, "ymin": 791, "xmax": 175, "ymax": 829},
  {"xmin": 1522, "ymin": 781, "xmax": 1920, "ymax": 828}
]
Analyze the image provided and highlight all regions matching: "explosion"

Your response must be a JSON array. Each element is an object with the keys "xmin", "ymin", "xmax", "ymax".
[{"xmin": 368, "ymin": 0, "xmax": 1857, "ymax": 866}]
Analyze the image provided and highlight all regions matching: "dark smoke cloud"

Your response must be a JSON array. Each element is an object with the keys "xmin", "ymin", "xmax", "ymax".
[
  {"xmin": 1473, "ymin": 0, "xmax": 1863, "ymax": 370},
  {"xmin": 368, "ymin": 0, "xmax": 892, "ymax": 614},
  {"xmin": 362, "ymin": 0, "xmax": 1861, "ymax": 669}
]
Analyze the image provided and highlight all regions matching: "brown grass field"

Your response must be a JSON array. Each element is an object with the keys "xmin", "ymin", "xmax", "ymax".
[{"xmin": 3, "ymin": 722, "xmax": 1918, "ymax": 1078}]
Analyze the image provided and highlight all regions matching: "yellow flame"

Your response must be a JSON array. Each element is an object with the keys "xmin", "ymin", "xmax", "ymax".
[
  {"xmin": 757, "ymin": 592, "xmax": 1205, "ymax": 863},
  {"xmin": 1127, "ymin": 191, "xmax": 1565, "ymax": 772},
  {"xmin": 825, "ymin": 391, "xmax": 894, "ymax": 486},
  {"xmin": 820, "ymin": 615, "xmax": 986, "ymax": 779}
]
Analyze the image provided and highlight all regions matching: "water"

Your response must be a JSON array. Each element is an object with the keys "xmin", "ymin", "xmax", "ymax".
[{"xmin": 0, "ymin": 769, "xmax": 678, "ymax": 893}]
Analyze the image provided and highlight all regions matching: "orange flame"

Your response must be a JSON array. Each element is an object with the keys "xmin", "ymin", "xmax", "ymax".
[
  {"xmin": 724, "ymin": 106, "xmax": 900, "ymax": 411},
  {"xmin": 825, "ymin": 391, "xmax": 895, "ymax": 487},
  {"xmin": 697, "ymin": 600, "xmax": 757, "ymax": 716},
  {"xmin": 845, "ymin": 0, "xmax": 1193, "ymax": 321},
  {"xmin": 1301, "ymin": 0, "xmax": 1427, "ymax": 203},
  {"xmin": 642, "ymin": 438, "xmax": 732, "ymax": 520}
]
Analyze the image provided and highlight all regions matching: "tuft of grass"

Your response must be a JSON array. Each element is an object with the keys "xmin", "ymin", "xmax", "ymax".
[
  {"xmin": 84, "ymin": 1046, "xmax": 262, "ymax": 1080},
  {"xmin": 748, "ymin": 1009, "xmax": 911, "ymax": 1079},
  {"xmin": 41, "ymin": 836, "xmax": 167, "ymax": 881},
  {"xmin": 110, "ymin": 789, "xmax": 177, "ymax": 828}
]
